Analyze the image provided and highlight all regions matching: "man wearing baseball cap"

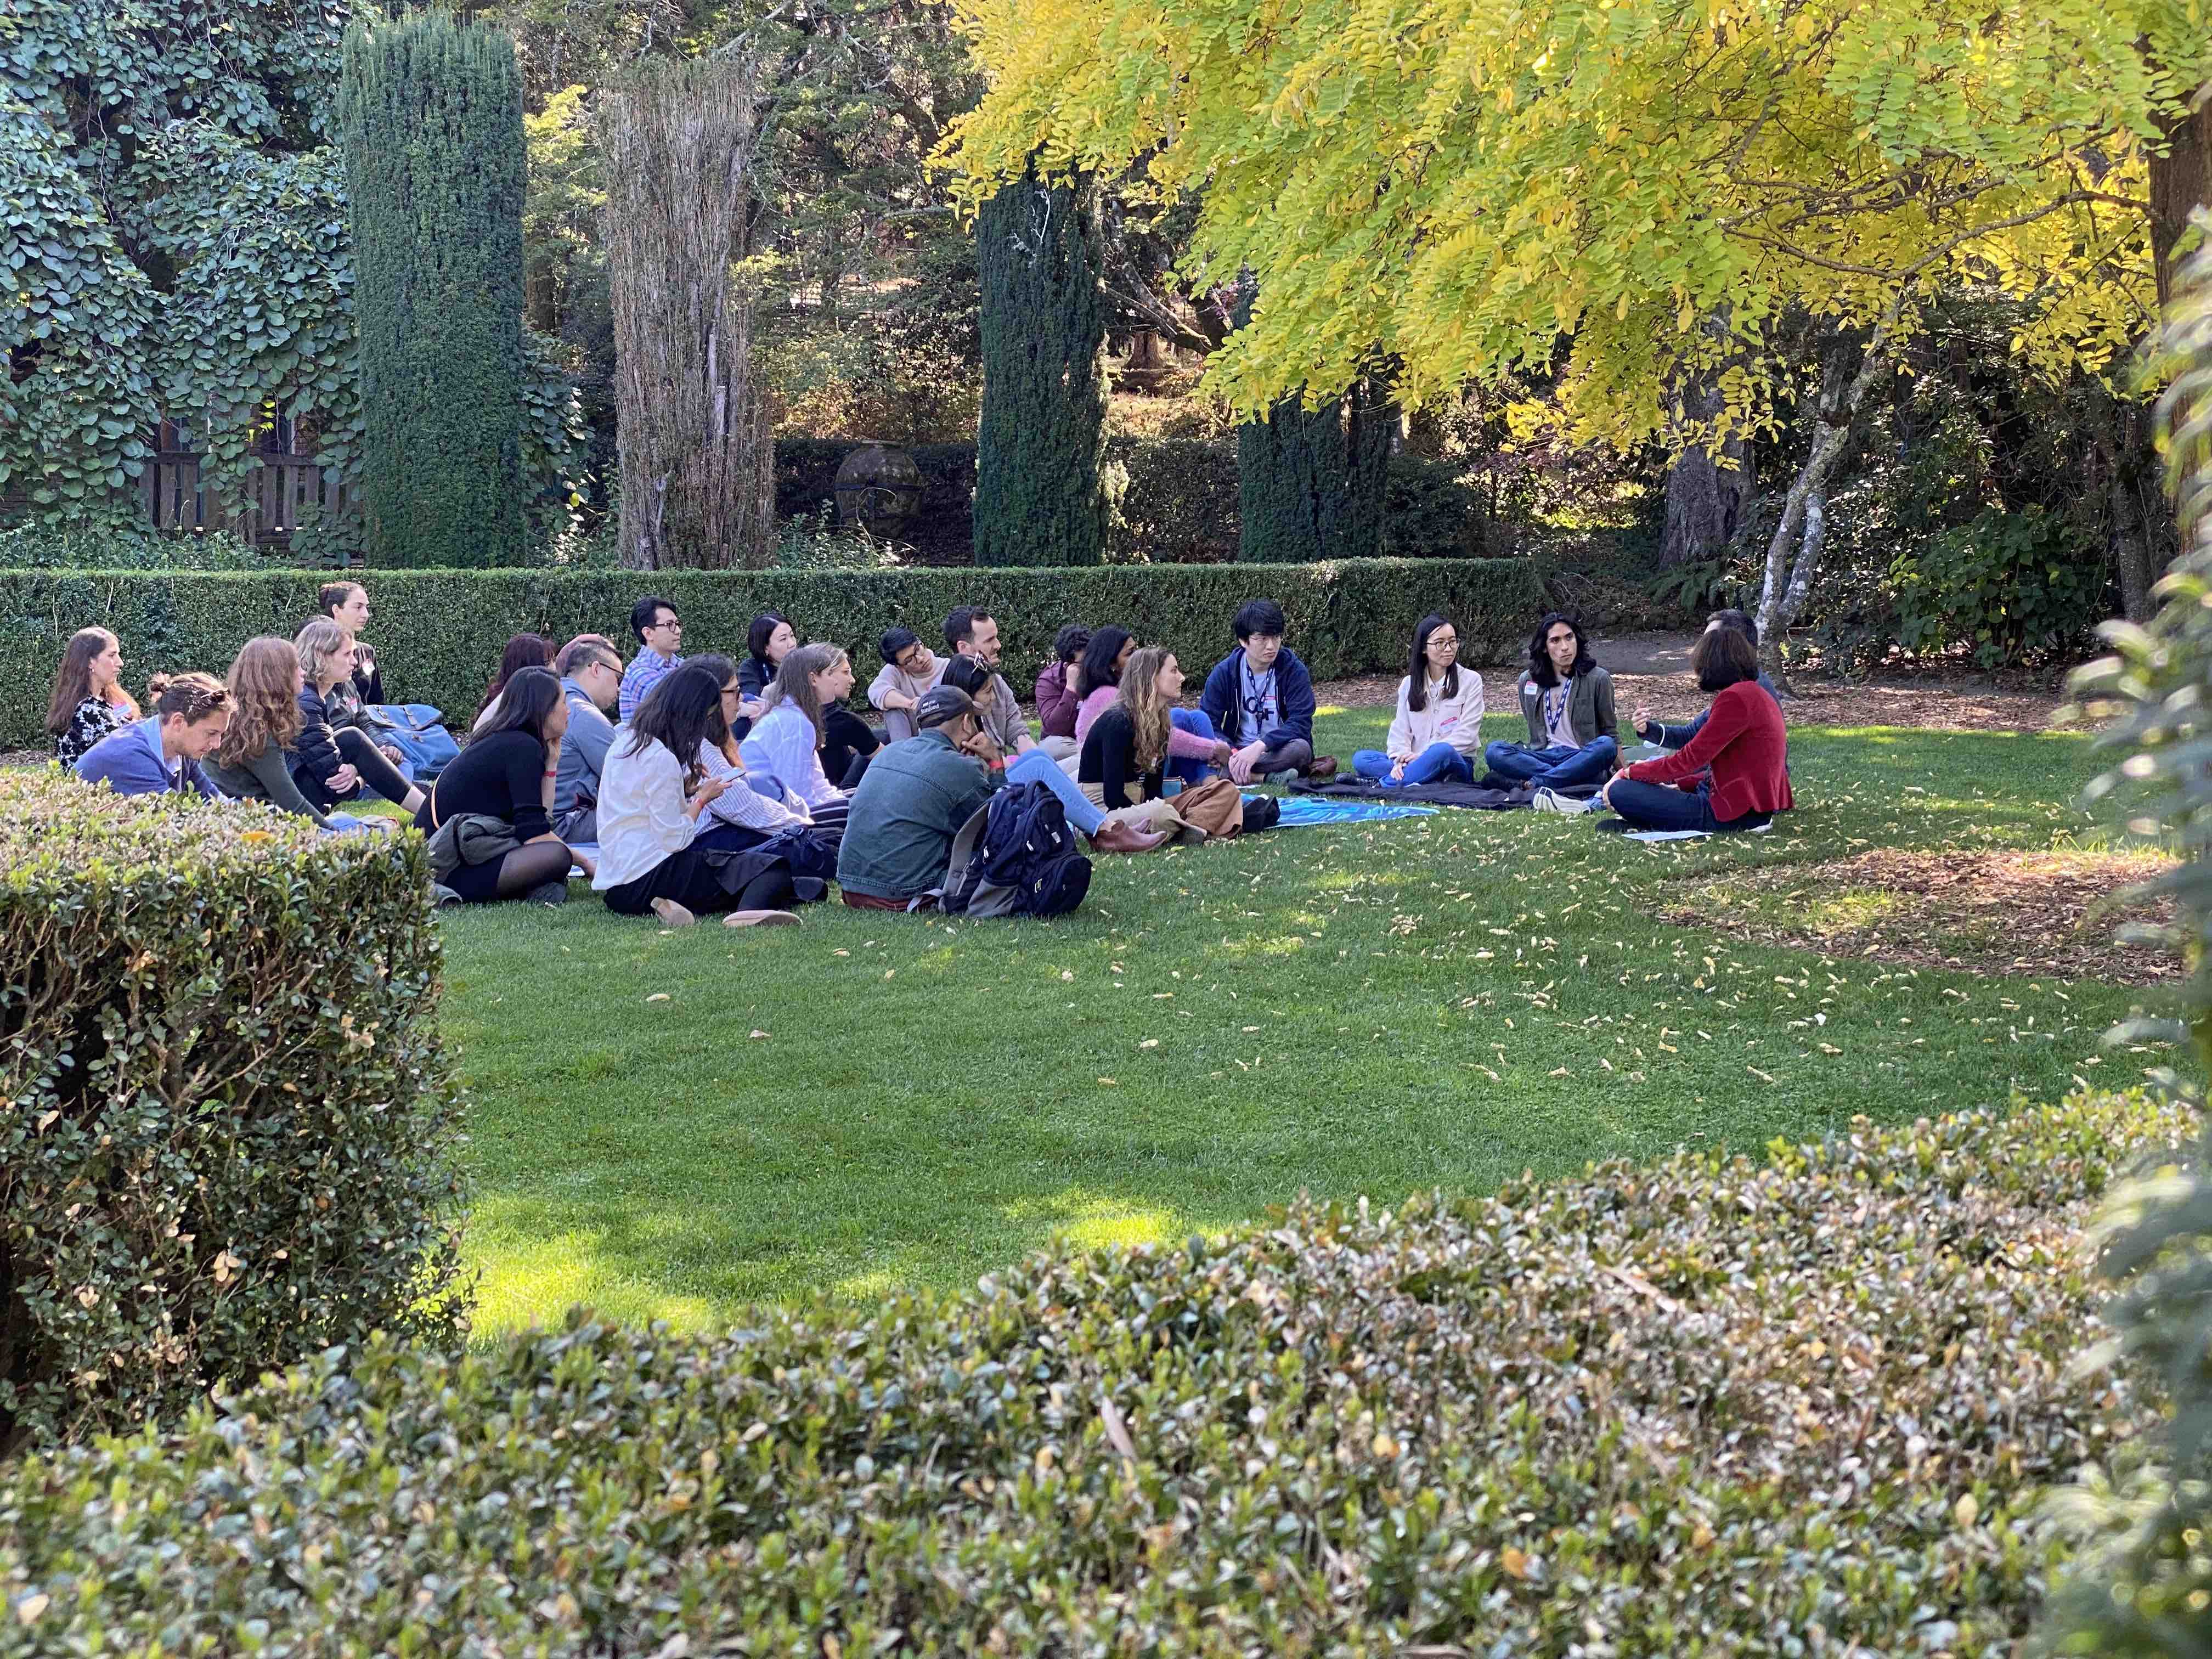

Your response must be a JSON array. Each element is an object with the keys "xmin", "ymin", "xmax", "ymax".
[{"xmin": 837, "ymin": 685, "xmax": 1160, "ymax": 909}]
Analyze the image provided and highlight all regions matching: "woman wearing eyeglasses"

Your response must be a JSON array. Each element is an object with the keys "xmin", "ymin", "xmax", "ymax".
[{"xmin": 1352, "ymin": 613, "xmax": 1487, "ymax": 786}]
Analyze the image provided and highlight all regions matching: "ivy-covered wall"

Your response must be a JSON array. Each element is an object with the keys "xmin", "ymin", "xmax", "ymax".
[{"xmin": 0, "ymin": 0, "xmax": 581, "ymax": 556}]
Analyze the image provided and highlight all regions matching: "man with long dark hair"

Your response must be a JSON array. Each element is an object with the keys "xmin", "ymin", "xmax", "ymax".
[{"xmin": 1483, "ymin": 612, "xmax": 1619, "ymax": 803}]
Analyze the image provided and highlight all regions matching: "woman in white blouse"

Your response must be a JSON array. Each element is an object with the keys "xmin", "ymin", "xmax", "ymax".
[
  {"xmin": 737, "ymin": 643, "xmax": 856, "ymax": 827},
  {"xmin": 1352, "ymin": 613, "xmax": 1487, "ymax": 786},
  {"xmin": 592, "ymin": 662, "xmax": 825, "ymax": 928}
]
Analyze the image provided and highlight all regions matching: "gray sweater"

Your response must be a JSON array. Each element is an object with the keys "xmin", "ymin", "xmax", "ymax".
[{"xmin": 203, "ymin": 742, "xmax": 336, "ymax": 830}]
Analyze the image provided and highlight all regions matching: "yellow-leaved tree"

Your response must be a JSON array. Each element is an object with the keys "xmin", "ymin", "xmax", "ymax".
[{"xmin": 940, "ymin": 0, "xmax": 2211, "ymax": 644}]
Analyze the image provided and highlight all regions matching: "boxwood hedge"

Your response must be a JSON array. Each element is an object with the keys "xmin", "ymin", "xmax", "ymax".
[
  {"xmin": 0, "ymin": 557, "xmax": 1542, "ymax": 749},
  {"xmin": 0, "ymin": 1092, "xmax": 2175, "ymax": 1654},
  {"xmin": 0, "ymin": 775, "xmax": 466, "ymax": 1451}
]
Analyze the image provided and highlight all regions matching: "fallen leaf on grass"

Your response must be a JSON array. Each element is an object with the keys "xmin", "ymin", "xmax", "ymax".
[
  {"xmin": 646, "ymin": 993, "xmax": 670, "ymax": 1003},
  {"xmin": 749, "ymin": 1030, "xmax": 769, "ymax": 1040}
]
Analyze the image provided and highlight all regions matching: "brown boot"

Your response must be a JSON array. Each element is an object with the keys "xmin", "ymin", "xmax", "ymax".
[
  {"xmin": 1088, "ymin": 819, "xmax": 1171, "ymax": 855},
  {"xmin": 1308, "ymin": 754, "xmax": 1339, "ymax": 782}
]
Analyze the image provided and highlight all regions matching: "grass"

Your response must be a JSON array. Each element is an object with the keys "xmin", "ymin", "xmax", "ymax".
[{"xmin": 435, "ymin": 703, "xmax": 2170, "ymax": 1336}]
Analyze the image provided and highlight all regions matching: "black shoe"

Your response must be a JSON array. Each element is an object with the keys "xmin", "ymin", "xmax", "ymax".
[
  {"xmin": 526, "ymin": 879, "xmax": 570, "ymax": 905},
  {"xmin": 1592, "ymin": 817, "xmax": 1632, "ymax": 833}
]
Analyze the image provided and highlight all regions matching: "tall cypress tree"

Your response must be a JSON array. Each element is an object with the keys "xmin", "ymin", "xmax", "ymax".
[
  {"xmin": 339, "ymin": 14, "xmax": 526, "ymax": 568},
  {"xmin": 1237, "ymin": 377, "xmax": 1394, "ymax": 563},
  {"xmin": 974, "ymin": 168, "xmax": 1109, "ymax": 567}
]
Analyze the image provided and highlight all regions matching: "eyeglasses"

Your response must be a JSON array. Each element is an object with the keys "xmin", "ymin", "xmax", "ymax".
[
  {"xmin": 720, "ymin": 685, "xmax": 743, "ymax": 698},
  {"xmin": 1430, "ymin": 636, "xmax": 1459, "ymax": 650}
]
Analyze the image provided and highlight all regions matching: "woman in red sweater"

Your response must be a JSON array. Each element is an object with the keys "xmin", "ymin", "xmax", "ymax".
[{"xmin": 1599, "ymin": 626, "xmax": 1791, "ymax": 833}]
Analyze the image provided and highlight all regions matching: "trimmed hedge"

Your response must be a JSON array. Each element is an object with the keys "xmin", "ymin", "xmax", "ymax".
[
  {"xmin": 0, "ymin": 1092, "xmax": 2176, "ymax": 1652},
  {"xmin": 0, "ymin": 775, "xmax": 466, "ymax": 1451},
  {"xmin": 0, "ymin": 557, "xmax": 1543, "ymax": 748}
]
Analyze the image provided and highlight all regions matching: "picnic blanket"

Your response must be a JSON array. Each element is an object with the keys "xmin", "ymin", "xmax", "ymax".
[
  {"xmin": 1272, "ymin": 795, "xmax": 1436, "ymax": 827},
  {"xmin": 1289, "ymin": 777, "xmax": 1597, "ymax": 811},
  {"xmin": 1620, "ymin": 823, "xmax": 1774, "ymax": 843}
]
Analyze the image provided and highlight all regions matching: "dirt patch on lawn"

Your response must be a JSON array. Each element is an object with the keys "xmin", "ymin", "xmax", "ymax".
[{"xmin": 1650, "ymin": 847, "xmax": 2181, "ymax": 984}]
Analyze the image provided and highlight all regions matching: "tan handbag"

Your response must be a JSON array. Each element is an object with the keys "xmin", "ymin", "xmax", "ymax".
[{"xmin": 1172, "ymin": 776, "xmax": 1244, "ymax": 839}]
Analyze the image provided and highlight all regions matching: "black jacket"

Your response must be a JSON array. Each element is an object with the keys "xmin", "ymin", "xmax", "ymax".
[{"xmin": 1079, "ymin": 706, "xmax": 1164, "ymax": 810}]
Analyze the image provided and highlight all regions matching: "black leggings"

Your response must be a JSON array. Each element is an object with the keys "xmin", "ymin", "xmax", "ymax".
[
  {"xmin": 302, "ymin": 727, "xmax": 415, "ymax": 810},
  {"xmin": 444, "ymin": 837, "xmax": 573, "ymax": 903},
  {"xmin": 820, "ymin": 707, "xmax": 882, "ymax": 792}
]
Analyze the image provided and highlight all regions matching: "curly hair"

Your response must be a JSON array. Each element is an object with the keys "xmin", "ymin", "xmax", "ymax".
[{"xmin": 218, "ymin": 636, "xmax": 304, "ymax": 768}]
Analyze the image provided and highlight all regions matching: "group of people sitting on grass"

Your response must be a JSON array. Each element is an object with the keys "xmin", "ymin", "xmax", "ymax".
[{"xmin": 46, "ymin": 579, "xmax": 1792, "ymax": 922}]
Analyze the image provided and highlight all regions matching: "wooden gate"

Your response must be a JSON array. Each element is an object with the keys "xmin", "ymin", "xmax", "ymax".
[{"xmin": 139, "ymin": 415, "xmax": 349, "ymax": 550}]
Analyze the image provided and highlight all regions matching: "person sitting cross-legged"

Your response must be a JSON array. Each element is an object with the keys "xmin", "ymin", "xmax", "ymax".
[
  {"xmin": 1483, "ymin": 611, "xmax": 1619, "ymax": 802},
  {"xmin": 1599, "ymin": 624, "xmax": 1792, "ymax": 836},
  {"xmin": 1198, "ymin": 598, "xmax": 1330, "ymax": 784},
  {"xmin": 551, "ymin": 633, "xmax": 623, "ymax": 843},
  {"xmin": 1352, "ymin": 612, "xmax": 1486, "ymax": 786},
  {"xmin": 293, "ymin": 619, "xmax": 427, "ymax": 817},
  {"xmin": 867, "ymin": 626, "xmax": 947, "ymax": 744},
  {"xmin": 594, "ymin": 662, "xmax": 824, "ymax": 928}
]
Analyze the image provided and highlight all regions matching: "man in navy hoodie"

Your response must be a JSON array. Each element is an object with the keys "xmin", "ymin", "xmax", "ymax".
[{"xmin": 1199, "ymin": 599, "xmax": 1335, "ymax": 785}]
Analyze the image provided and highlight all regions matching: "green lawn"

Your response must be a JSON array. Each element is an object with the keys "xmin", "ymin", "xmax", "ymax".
[{"xmin": 436, "ymin": 703, "xmax": 2164, "ymax": 1336}]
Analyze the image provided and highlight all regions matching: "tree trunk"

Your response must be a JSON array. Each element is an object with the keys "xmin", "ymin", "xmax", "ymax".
[
  {"xmin": 599, "ymin": 58, "xmax": 775, "ymax": 571},
  {"xmin": 2150, "ymin": 90, "xmax": 2212, "ymax": 316},
  {"xmin": 1754, "ymin": 320, "xmax": 1895, "ymax": 677},
  {"xmin": 1659, "ymin": 334, "xmax": 1752, "ymax": 567},
  {"xmin": 2110, "ymin": 400, "xmax": 2161, "ymax": 620}
]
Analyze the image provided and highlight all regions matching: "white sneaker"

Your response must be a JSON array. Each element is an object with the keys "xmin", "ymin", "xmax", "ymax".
[{"xmin": 1531, "ymin": 788, "xmax": 1593, "ymax": 815}]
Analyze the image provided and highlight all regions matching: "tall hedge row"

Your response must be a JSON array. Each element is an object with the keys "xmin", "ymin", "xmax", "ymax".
[
  {"xmin": 0, "ymin": 558, "xmax": 1542, "ymax": 747},
  {"xmin": 0, "ymin": 776, "xmax": 466, "ymax": 1451},
  {"xmin": 0, "ymin": 1093, "xmax": 2178, "ymax": 1652},
  {"xmin": 338, "ymin": 13, "xmax": 528, "ymax": 569}
]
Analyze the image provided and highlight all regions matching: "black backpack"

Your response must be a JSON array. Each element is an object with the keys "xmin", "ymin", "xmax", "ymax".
[{"xmin": 938, "ymin": 782, "xmax": 1092, "ymax": 918}]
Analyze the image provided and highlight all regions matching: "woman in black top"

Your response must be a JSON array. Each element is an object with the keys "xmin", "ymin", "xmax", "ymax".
[
  {"xmin": 738, "ymin": 610, "xmax": 881, "ymax": 784},
  {"xmin": 1080, "ymin": 645, "xmax": 1181, "ymax": 811},
  {"xmin": 414, "ymin": 668, "xmax": 582, "ymax": 904}
]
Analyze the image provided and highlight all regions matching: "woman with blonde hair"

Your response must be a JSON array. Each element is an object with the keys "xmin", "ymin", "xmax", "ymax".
[
  {"xmin": 203, "ymin": 637, "xmax": 364, "ymax": 830},
  {"xmin": 1079, "ymin": 645, "xmax": 1181, "ymax": 811},
  {"xmin": 46, "ymin": 627, "xmax": 140, "ymax": 769},
  {"xmin": 737, "ymin": 642, "xmax": 856, "ymax": 829},
  {"xmin": 292, "ymin": 618, "xmax": 425, "ymax": 815}
]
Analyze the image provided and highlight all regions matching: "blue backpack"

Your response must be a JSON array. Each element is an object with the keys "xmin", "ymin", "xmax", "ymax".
[{"xmin": 938, "ymin": 782, "xmax": 1092, "ymax": 918}]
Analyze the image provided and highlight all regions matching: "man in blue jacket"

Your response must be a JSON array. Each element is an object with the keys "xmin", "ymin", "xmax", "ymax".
[
  {"xmin": 73, "ymin": 672, "xmax": 229, "ymax": 798},
  {"xmin": 1199, "ymin": 599, "xmax": 1334, "ymax": 785}
]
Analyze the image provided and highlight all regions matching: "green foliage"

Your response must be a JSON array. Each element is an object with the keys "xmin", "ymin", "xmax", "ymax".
[
  {"xmin": 339, "ymin": 13, "xmax": 528, "ymax": 568},
  {"xmin": 1238, "ymin": 381, "xmax": 1393, "ymax": 563},
  {"xmin": 2033, "ymin": 225, "xmax": 2212, "ymax": 1653},
  {"xmin": 1106, "ymin": 436, "xmax": 1238, "ymax": 562},
  {"xmin": 0, "ymin": 97, "xmax": 161, "ymax": 529},
  {"xmin": 0, "ymin": 524, "xmax": 264, "ymax": 572},
  {"xmin": 1889, "ymin": 506, "xmax": 2107, "ymax": 669},
  {"xmin": 0, "ymin": 558, "xmax": 1542, "ymax": 747},
  {"xmin": 0, "ymin": 1091, "xmax": 2184, "ymax": 1651},
  {"xmin": 1379, "ymin": 453, "xmax": 1485, "ymax": 558},
  {"xmin": 974, "ymin": 172, "xmax": 1110, "ymax": 567},
  {"xmin": 0, "ymin": 773, "xmax": 466, "ymax": 1451},
  {"xmin": 1644, "ymin": 555, "xmax": 1742, "ymax": 614}
]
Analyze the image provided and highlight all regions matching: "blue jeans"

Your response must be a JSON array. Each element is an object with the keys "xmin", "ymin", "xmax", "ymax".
[
  {"xmin": 1607, "ymin": 778, "xmax": 1769, "ymax": 833},
  {"xmin": 1007, "ymin": 747, "xmax": 1105, "ymax": 837},
  {"xmin": 1483, "ymin": 736, "xmax": 1618, "ymax": 790},
  {"xmin": 1169, "ymin": 707, "xmax": 1220, "ymax": 785},
  {"xmin": 1352, "ymin": 742, "xmax": 1474, "ymax": 786}
]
